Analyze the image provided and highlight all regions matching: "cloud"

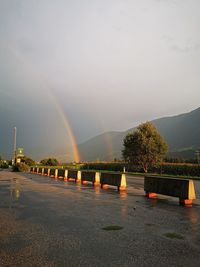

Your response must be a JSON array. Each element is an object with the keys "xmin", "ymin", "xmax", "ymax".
[
  {"xmin": 161, "ymin": 35, "xmax": 200, "ymax": 53},
  {"xmin": 170, "ymin": 43, "xmax": 200, "ymax": 53}
]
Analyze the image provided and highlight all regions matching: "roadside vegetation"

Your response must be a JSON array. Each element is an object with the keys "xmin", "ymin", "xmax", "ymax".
[
  {"xmin": 122, "ymin": 122, "xmax": 168, "ymax": 173},
  {"xmin": 12, "ymin": 162, "xmax": 30, "ymax": 172},
  {"xmin": 40, "ymin": 158, "xmax": 59, "ymax": 166},
  {"xmin": 78, "ymin": 162, "xmax": 200, "ymax": 178},
  {"xmin": 30, "ymin": 161, "xmax": 200, "ymax": 178},
  {"xmin": 0, "ymin": 156, "xmax": 9, "ymax": 168},
  {"xmin": 12, "ymin": 155, "xmax": 35, "ymax": 172},
  {"xmin": 20, "ymin": 156, "xmax": 35, "ymax": 166}
]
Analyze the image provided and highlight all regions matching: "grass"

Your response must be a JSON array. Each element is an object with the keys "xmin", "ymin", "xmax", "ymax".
[
  {"xmin": 102, "ymin": 225, "xmax": 123, "ymax": 231},
  {"xmin": 164, "ymin": 232, "xmax": 184, "ymax": 240}
]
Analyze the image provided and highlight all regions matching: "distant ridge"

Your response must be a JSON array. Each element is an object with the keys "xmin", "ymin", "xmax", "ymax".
[{"xmin": 78, "ymin": 107, "xmax": 200, "ymax": 161}]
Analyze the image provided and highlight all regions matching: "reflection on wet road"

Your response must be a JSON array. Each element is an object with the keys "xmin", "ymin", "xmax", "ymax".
[{"xmin": 0, "ymin": 177, "xmax": 21, "ymax": 209}]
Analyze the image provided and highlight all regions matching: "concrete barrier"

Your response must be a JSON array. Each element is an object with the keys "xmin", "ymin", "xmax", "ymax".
[
  {"xmin": 100, "ymin": 172, "xmax": 127, "ymax": 191},
  {"xmin": 81, "ymin": 171, "xmax": 100, "ymax": 185},
  {"xmin": 30, "ymin": 168, "xmax": 126, "ymax": 193},
  {"xmin": 57, "ymin": 169, "xmax": 67, "ymax": 179},
  {"xmin": 43, "ymin": 168, "xmax": 49, "ymax": 176},
  {"xmin": 38, "ymin": 167, "xmax": 43, "ymax": 174},
  {"xmin": 67, "ymin": 170, "xmax": 81, "ymax": 183},
  {"xmin": 49, "ymin": 168, "xmax": 56, "ymax": 178},
  {"xmin": 144, "ymin": 176, "xmax": 196, "ymax": 206}
]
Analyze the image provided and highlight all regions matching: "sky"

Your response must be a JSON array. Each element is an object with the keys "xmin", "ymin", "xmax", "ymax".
[{"xmin": 0, "ymin": 0, "xmax": 200, "ymax": 159}]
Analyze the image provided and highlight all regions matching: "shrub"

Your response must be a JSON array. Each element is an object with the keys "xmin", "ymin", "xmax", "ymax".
[
  {"xmin": 80, "ymin": 162, "xmax": 200, "ymax": 177},
  {"xmin": 0, "ymin": 162, "xmax": 9, "ymax": 169},
  {"xmin": 21, "ymin": 156, "xmax": 35, "ymax": 166},
  {"xmin": 40, "ymin": 158, "xmax": 59, "ymax": 166},
  {"xmin": 12, "ymin": 163, "xmax": 30, "ymax": 172},
  {"xmin": 80, "ymin": 162, "xmax": 142, "ymax": 172},
  {"xmin": 155, "ymin": 163, "xmax": 200, "ymax": 177}
]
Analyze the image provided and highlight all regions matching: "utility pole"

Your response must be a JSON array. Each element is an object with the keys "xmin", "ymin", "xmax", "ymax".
[{"xmin": 12, "ymin": 127, "xmax": 17, "ymax": 165}]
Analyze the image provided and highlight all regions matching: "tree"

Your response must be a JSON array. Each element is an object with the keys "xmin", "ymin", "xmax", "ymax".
[
  {"xmin": 13, "ymin": 162, "xmax": 29, "ymax": 172},
  {"xmin": 21, "ymin": 156, "xmax": 35, "ymax": 166},
  {"xmin": 40, "ymin": 158, "xmax": 59, "ymax": 166},
  {"xmin": 122, "ymin": 122, "xmax": 168, "ymax": 173}
]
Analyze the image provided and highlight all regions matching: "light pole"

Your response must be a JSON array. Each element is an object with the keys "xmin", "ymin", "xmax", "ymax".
[{"xmin": 12, "ymin": 127, "xmax": 17, "ymax": 165}]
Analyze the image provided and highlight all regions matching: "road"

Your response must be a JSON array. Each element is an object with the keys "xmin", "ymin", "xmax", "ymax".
[
  {"xmin": 0, "ymin": 170, "xmax": 200, "ymax": 267},
  {"xmin": 127, "ymin": 175, "xmax": 144, "ymax": 188}
]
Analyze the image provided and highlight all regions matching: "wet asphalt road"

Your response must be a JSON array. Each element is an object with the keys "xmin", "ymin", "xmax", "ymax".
[{"xmin": 0, "ymin": 170, "xmax": 200, "ymax": 267}]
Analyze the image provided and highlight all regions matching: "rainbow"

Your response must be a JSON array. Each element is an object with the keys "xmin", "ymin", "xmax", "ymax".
[
  {"xmin": 7, "ymin": 44, "xmax": 81, "ymax": 162},
  {"xmin": 7, "ymin": 44, "xmax": 117, "ymax": 162},
  {"xmin": 47, "ymin": 89, "xmax": 81, "ymax": 163}
]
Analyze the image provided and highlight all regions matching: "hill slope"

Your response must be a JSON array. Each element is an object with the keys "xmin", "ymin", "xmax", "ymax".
[{"xmin": 78, "ymin": 107, "xmax": 200, "ymax": 161}]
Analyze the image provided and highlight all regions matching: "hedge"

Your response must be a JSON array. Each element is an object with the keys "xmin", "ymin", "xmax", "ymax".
[
  {"xmin": 80, "ymin": 162, "xmax": 200, "ymax": 177},
  {"xmin": 152, "ymin": 163, "xmax": 200, "ymax": 177},
  {"xmin": 30, "ymin": 162, "xmax": 200, "ymax": 177}
]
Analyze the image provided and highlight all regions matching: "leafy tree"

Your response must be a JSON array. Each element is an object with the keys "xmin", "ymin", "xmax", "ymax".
[
  {"xmin": 0, "ymin": 161, "xmax": 9, "ymax": 169},
  {"xmin": 21, "ymin": 156, "xmax": 35, "ymax": 166},
  {"xmin": 40, "ymin": 159, "xmax": 48, "ymax": 165},
  {"xmin": 0, "ymin": 156, "xmax": 9, "ymax": 168},
  {"xmin": 13, "ymin": 162, "xmax": 29, "ymax": 172},
  {"xmin": 122, "ymin": 122, "xmax": 168, "ymax": 173},
  {"xmin": 40, "ymin": 158, "xmax": 59, "ymax": 166}
]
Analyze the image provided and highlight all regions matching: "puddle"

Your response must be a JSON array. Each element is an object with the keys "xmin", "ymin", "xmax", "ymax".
[
  {"xmin": 0, "ymin": 176, "xmax": 21, "ymax": 209},
  {"xmin": 164, "ymin": 232, "xmax": 184, "ymax": 240},
  {"xmin": 102, "ymin": 225, "xmax": 124, "ymax": 231},
  {"xmin": 145, "ymin": 223, "xmax": 156, "ymax": 227}
]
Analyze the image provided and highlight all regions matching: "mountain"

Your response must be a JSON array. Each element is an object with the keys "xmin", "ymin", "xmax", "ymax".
[
  {"xmin": 1, "ymin": 106, "xmax": 199, "ymax": 161},
  {"xmin": 78, "ymin": 131, "xmax": 125, "ymax": 161},
  {"xmin": 78, "ymin": 107, "xmax": 200, "ymax": 161}
]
